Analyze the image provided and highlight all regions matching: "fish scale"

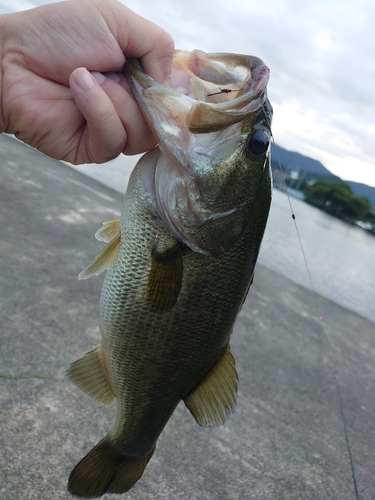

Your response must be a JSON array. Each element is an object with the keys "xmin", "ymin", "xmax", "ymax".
[{"xmin": 67, "ymin": 50, "xmax": 272, "ymax": 498}]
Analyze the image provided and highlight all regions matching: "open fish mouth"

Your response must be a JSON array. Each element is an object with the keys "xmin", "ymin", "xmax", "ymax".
[{"xmin": 125, "ymin": 49, "xmax": 270, "ymax": 135}]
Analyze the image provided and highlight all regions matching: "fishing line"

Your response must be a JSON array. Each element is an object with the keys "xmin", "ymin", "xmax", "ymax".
[
  {"xmin": 263, "ymin": 103, "xmax": 363, "ymax": 498},
  {"xmin": 207, "ymin": 88, "xmax": 241, "ymax": 97},
  {"xmin": 267, "ymin": 127, "xmax": 365, "ymax": 497},
  {"xmin": 265, "ymin": 129, "xmax": 322, "ymax": 322},
  {"xmin": 335, "ymin": 375, "xmax": 361, "ymax": 500},
  {"xmin": 259, "ymin": 99, "xmax": 322, "ymax": 319},
  {"xmin": 268, "ymin": 132, "xmax": 318, "ymax": 303}
]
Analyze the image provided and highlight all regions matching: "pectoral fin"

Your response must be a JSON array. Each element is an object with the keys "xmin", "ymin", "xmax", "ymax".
[
  {"xmin": 67, "ymin": 343, "xmax": 115, "ymax": 406},
  {"xmin": 79, "ymin": 219, "xmax": 121, "ymax": 280},
  {"xmin": 147, "ymin": 243, "xmax": 184, "ymax": 310},
  {"xmin": 184, "ymin": 343, "xmax": 238, "ymax": 427}
]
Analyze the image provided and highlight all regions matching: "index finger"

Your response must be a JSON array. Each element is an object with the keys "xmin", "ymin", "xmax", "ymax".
[{"xmin": 99, "ymin": 0, "xmax": 175, "ymax": 83}]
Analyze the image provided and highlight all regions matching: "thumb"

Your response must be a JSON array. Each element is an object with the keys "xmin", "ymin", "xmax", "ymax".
[{"xmin": 70, "ymin": 67, "xmax": 126, "ymax": 164}]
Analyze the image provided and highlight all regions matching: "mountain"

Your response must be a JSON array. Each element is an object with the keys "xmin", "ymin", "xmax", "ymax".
[
  {"xmin": 271, "ymin": 143, "xmax": 375, "ymax": 207},
  {"xmin": 270, "ymin": 143, "xmax": 331, "ymax": 176},
  {"xmin": 347, "ymin": 181, "xmax": 375, "ymax": 207}
]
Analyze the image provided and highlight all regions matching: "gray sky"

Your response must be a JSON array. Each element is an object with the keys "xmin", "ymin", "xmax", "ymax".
[
  {"xmin": 124, "ymin": 0, "xmax": 375, "ymax": 188},
  {"xmin": 3, "ymin": 0, "xmax": 375, "ymax": 187}
]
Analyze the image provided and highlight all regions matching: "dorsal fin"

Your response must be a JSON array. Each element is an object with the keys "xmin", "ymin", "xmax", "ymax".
[
  {"xmin": 79, "ymin": 219, "xmax": 121, "ymax": 280},
  {"xmin": 184, "ymin": 343, "xmax": 238, "ymax": 427},
  {"xmin": 95, "ymin": 218, "xmax": 121, "ymax": 242}
]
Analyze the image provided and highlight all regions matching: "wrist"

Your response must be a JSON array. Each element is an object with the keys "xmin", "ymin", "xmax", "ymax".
[
  {"xmin": 0, "ymin": 12, "xmax": 20, "ymax": 135},
  {"xmin": 0, "ymin": 14, "xmax": 5, "ymax": 133}
]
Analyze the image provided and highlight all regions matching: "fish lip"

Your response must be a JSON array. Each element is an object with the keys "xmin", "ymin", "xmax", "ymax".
[
  {"xmin": 124, "ymin": 59, "xmax": 165, "ymax": 90},
  {"xmin": 124, "ymin": 52, "xmax": 269, "ymax": 97},
  {"xmin": 124, "ymin": 59, "xmax": 183, "ymax": 99},
  {"xmin": 124, "ymin": 52, "xmax": 270, "ymax": 133}
]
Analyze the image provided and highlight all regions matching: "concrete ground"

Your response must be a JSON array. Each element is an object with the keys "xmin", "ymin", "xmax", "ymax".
[{"xmin": 1, "ymin": 133, "xmax": 374, "ymax": 500}]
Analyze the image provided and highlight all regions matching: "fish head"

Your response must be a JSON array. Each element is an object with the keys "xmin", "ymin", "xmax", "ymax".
[{"xmin": 125, "ymin": 50, "xmax": 272, "ymax": 256}]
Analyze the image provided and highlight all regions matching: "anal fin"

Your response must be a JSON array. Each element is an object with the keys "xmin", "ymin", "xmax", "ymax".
[
  {"xmin": 67, "ymin": 343, "xmax": 115, "ymax": 406},
  {"xmin": 184, "ymin": 343, "xmax": 238, "ymax": 427}
]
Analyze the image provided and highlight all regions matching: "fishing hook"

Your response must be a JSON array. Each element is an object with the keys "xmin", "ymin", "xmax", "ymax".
[{"xmin": 207, "ymin": 88, "xmax": 241, "ymax": 97}]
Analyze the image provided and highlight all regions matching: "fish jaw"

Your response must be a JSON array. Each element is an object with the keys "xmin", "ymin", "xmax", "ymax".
[
  {"xmin": 125, "ymin": 51, "xmax": 272, "ymax": 256},
  {"xmin": 125, "ymin": 51, "xmax": 269, "ymax": 160}
]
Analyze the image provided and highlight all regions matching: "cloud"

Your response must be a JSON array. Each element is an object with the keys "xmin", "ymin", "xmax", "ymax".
[{"xmin": 4, "ymin": 0, "xmax": 374, "ymax": 186}]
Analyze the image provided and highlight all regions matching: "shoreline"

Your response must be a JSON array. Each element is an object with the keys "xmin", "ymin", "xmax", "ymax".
[
  {"xmin": 1, "ymin": 134, "xmax": 375, "ymax": 498},
  {"xmin": 8, "ymin": 134, "xmax": 374, "ymax": 325}
]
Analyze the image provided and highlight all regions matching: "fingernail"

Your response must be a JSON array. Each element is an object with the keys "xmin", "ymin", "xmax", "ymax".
[
  {"xmin": 163, "ymin": 73, "xmax": 172, "ymax": 87},
  {"xmin": 105, "ymin": 72, "xmax": 121, "ymax": 83},
  {"xmin": 92, "ymin": 71, "xmax": 106, "ymax": 85},
  {"xmin": 73, "ymin": 67, "xmax": 95, "ymax": 91}
]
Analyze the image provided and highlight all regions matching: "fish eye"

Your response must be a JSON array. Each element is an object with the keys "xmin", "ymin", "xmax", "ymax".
[{"xmin": 247, "ymin": 129, "xmax": 270, "ymax": 156}]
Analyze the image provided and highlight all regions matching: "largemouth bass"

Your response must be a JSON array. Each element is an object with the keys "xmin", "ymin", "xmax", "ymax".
[{"xmin": 67, "ymin": 49, "xmax": 273, "ymax": 498}]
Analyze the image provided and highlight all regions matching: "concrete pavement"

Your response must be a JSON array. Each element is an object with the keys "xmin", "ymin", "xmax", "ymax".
[{"xmin": 1, "ymin": 134, "xmax": 374, "ymax": 499}]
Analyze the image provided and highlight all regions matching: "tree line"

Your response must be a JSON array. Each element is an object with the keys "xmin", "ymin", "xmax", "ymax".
[{"xmin": 299, "ymin": 180, "xmax": 374, "ymax": 225}]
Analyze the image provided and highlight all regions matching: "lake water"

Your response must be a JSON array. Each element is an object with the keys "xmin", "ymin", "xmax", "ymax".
[
  {"xmin": 258, "ymin": 189, "xmax": 375, "ymax": 322},
  {"xmin": 1, "ymin": 0, "xmax": 374, "ymax": 324},
  {"xmin": 72, "ymin": 157, "xmax": 375, "ymax": 324}
]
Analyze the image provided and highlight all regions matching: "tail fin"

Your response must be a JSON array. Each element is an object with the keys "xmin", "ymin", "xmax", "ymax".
[{"xmin": 68, "ymin": 436, "xmax": 155, "ymax": 498}]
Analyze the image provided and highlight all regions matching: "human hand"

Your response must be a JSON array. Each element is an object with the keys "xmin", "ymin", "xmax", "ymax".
[{"xmin": 0, "ymin": 0, "xmax": 174, "ymax": 164}]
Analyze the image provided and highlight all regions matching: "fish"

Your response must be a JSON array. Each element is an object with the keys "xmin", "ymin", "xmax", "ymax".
[{"xmin": 67, "ymin": 49, "xmax": 273, "ymax": 498}]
